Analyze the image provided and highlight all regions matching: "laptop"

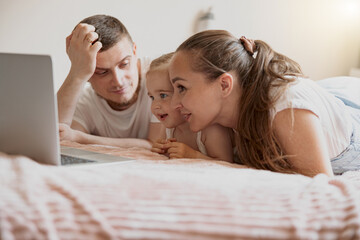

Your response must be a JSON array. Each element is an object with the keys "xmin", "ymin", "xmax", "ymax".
[{"xmin": 0, "ymin": 52, "xmax": 134, "ymax": 165}]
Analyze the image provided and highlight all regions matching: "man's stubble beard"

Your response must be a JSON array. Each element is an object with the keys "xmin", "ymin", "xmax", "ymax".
[{"xmin": 98, "ymin": 79, "xmax": 141, "ymax": 111}]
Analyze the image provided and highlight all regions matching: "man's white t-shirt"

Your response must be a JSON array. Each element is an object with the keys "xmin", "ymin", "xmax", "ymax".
[{"xmin": 73, "ymin": 57, "xmax": 155, "ymax": 139}]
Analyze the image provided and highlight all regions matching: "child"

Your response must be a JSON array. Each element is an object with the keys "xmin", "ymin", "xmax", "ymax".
[{"xmin": 146, "ymin": 53, "xmax": 233, "ymax": 163}]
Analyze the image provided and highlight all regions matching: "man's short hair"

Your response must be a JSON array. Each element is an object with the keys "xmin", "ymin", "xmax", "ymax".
[{"xmin": 80, "ymin": 14, "xmax": 133, "ymax": 52}]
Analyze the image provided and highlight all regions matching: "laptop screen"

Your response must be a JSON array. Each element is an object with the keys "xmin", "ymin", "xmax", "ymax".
[{"xmin": 0, "ymin": 53, "xmax": 61, "ymax": 165}]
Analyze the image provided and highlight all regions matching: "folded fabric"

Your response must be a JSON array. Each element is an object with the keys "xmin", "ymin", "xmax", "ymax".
[{"xmin": 317, "ymin": 76, "xmax": 360, "ymax": 109}]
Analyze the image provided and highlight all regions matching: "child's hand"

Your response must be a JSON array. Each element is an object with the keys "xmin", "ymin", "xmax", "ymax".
[
  {"xmin": 164, "ymin": 141, "xmax": 198, "ymax": 159},
  {"xmin": 151, "ymin": 139, "xmax": 168, "ymax": 154},
  {"xmin": 151, "ymin": 138, "xmax": 178, "ymax": 155}
]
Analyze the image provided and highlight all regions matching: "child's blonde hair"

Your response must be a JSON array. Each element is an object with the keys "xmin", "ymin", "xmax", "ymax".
[{"xmin": 147, "ymin": 52, "xmax": 175, "ymax": 75}]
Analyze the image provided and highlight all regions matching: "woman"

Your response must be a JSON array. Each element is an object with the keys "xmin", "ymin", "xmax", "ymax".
[{"xmin": 169, "ymin": 30, "xmax": 360, "ymax": 177}]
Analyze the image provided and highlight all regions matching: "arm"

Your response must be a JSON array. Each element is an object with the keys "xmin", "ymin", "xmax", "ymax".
[
  {"xmin": 57, "ymin": 23, "xmax": 102, "ymax": 126},
  {"xmin": 273, "ymin": 108, "xmax": 334, "ymax": 177},
  {"xmin": 164, "ymin": 140, "xmax": 213, "ymax": 159},
  {"xmin": 59, "ymin": 115, "xmax": 163, "ymax": 150},
  {"xmin": 160, "ymin": 125, "xmax": 233, "ymax": 161},
  {"xmin": 59, "ymin": 123, "xmax": 152, "ymax": 149},
  {"xmin": 147, "ymin": 122, "xmax": 166, "ymax": 143},
  {"xmin": 201, "ymin": 124, "xmax": 234, "ymax": 163},
  {"xmin": 148, "ymin": 124, "xmax": 168, "ymax": 154}
]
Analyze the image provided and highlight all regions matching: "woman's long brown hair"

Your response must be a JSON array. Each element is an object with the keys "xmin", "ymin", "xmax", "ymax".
[{"xmin": 176, "ymin": 30, "xmax": 304, "ymax": 173}]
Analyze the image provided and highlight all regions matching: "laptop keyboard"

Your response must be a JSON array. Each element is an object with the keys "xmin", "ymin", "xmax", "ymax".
[
  {"xmin": 60, "ymin": 146, "xmax": 134, "ymax": 165},
  {"xmin": 61, "ymin": 155, "xmax": 96, "ymax": 165}
]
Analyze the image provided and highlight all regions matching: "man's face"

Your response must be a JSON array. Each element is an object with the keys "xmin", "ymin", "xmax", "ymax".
[{"xmin": 88, "ymin": 38, "xmax": 139, "ymax": 110}]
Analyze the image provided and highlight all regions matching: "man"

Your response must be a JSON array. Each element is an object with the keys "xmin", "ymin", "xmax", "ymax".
[{"xmin": 57, "ymin": 15, "xmax": 161, "ymax": 148}]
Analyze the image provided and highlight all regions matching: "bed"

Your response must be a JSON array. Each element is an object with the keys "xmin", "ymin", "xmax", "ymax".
[
  {"xmin": 1, "ymin": 140, "xmax": 360, "ymax": 240},
  {"xmin": 1, "ymin": 77, "xmax": 360, "ymax": 239}
]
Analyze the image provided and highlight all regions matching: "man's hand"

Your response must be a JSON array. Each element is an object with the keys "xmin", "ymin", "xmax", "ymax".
[
  {"xmin": 57, "ymin": 24, "xmax": 101, "ymax": 126},
  {"xmin": 66, "ymin": 23, "xmax": 102, "ymax": 82},
  {"xmin": 59, "ymin": 123, "xmax": 81, "ymax": 142}
]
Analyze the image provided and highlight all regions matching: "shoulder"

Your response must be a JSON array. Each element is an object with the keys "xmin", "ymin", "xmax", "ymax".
[
  {"xmin": 77, "ymin": 84, "xmax": 98, "ymax": 105},
  {"xmin": 273, "ymin": 77, "xmax": 316, "ymax": 100},
  {"xmin": 201, "ymin": 124, "xmax": 230, "ymax": 142},
  {"xmin": 139, "ymin": 56, "xmax": 153, "ymax": 75},
  {"xmin": 138, "ymin": 56, "xmax": 153, "ymax": 90},
  {"xmin": 271, "ymin": 78, "xmax": 327, "ymax": 119}
]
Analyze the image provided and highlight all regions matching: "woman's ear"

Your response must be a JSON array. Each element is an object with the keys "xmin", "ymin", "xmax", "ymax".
[{"xmin": 218, "ymin": 73, "xmax": 234, "ymax": 97}]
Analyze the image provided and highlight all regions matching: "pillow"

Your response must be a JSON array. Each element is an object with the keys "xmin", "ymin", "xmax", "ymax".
[{"xmin": 317, "ymin": 76, "xmax": 360, "ymax": 109}]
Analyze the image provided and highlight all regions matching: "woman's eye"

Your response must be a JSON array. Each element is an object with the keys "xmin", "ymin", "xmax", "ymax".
[
  {"xmin": 160, "ymin": 93, "xmax": 168, "ymax": 99},
  {"xmin": 149, "ymin": 96, "xmax": 154, "ymax": 101}
]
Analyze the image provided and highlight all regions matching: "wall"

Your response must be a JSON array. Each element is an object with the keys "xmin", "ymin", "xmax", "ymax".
[{"xmin": 0, "ymin": 0, "xmax": 359, "ymax": 90}]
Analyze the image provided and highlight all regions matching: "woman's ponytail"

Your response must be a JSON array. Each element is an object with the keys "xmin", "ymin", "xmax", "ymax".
[{"xmin": 235, "ymin": 40, "xmax": 304, "ymax": 173}]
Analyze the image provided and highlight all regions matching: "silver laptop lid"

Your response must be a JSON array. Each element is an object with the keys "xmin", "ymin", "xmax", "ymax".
[{"xmin": 0, "ymin": 53, "xmax": 60, "ymax": 165}]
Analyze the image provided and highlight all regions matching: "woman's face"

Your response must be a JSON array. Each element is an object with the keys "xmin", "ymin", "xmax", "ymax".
[{"xmin": 169, "ymin": 51, "xmax": 223, "ymax": 132}]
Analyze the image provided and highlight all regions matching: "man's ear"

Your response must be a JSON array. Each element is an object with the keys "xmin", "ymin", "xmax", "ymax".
[{"xmin": 218, "ymin": 73, "xmax": 233, "ymax": 97}]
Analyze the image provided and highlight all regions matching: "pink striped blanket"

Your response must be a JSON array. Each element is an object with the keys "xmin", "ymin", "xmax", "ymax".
[{"xmin": 1, "ymin": 143, "xmax": 360, "ymax": 239}]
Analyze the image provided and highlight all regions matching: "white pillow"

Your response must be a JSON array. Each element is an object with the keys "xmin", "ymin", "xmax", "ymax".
[{"xmin": 317, "ymin": 76, "xmax": 360, "ymax": 109}]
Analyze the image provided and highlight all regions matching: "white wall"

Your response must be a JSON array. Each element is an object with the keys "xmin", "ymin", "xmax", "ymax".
[{"xmin": 1, "ymin": 0, "xmax": 359, "ymax": 90}]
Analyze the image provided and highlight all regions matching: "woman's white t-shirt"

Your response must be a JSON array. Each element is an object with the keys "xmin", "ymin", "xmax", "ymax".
[
  {"xmin": 271, "ymin": 78, "xmax": 353, "ymax": 159},
  {"xmin": 73, "ymin": 57, "xmax": 155, "ymax": 139}
]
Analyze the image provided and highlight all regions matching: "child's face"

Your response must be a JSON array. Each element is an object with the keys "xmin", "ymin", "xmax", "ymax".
[{"xmin": 146, "ymin": 67, "xmax": 186, "ymax": 128}]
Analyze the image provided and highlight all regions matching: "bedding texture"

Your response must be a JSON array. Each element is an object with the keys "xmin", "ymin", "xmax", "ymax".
[
  {"xmin": 317, "ymin": 76, "xmax": 360, "ymax": 109},
  {"xmin": 1, "ymin": 143, "xmax": 360, "ymax": 240}
]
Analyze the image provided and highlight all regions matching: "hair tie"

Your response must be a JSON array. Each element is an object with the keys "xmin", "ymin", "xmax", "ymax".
[{"xmin": 240, "ymin": 36, "xmax": 256, "ymax": 56}]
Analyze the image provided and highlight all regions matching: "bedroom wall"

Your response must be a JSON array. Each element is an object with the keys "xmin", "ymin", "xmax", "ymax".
[{"xmin": 0, "ymin": 0, "xmax": 359, "ymax": 90}]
